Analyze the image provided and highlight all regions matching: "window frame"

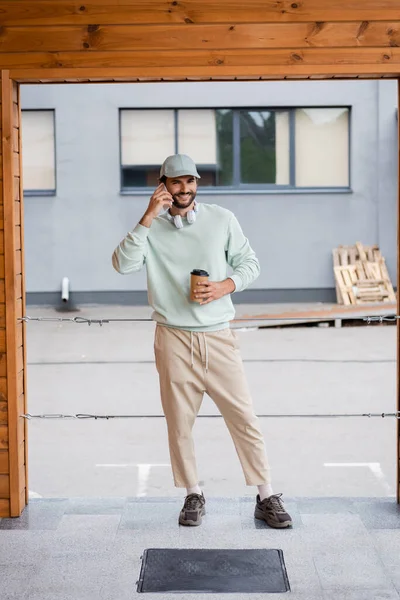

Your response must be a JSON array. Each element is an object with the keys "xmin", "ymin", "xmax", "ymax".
[
  {"xmin": 119, "ymin": 106, "xmax": 351, "ymax": 195},
  {"xmin": 21, "ymin": 108, "xmax": 57, "ymax": 197}
]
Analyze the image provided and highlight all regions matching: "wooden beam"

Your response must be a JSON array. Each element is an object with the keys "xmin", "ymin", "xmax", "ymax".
[
  {"xmin": 9, "ymin": 63, "xmax": 400, "ymax": 82},
  {"xmin": 1, "ymin": 71, "xmax": 25, "ymax": 517},
  {"xmin": 16, "ymin": 86, "xmax": 28, "ymax": 506},
  {"xmin": 0, "ymin": 23, "xmax": 399, "ymax": 54},
  {"xmin": 1, "ymin": 1, "xmax": 400, "ymax": 26},
  {"xmin": 398, "ymin": 78, "xmax": 400, "ymax": 504},
  {"xmin": 1, "ymin": 48, "xmax": 400, "ymax": 71}
]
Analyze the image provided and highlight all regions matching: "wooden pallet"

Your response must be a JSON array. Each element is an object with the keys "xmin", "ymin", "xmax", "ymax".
[{"xmin": 332, "ymin": 242, "xmax": 396, "ymax": 305}]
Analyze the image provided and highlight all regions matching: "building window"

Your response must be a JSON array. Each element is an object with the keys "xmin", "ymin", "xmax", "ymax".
[
  {"xmin": 21, "ymin": 110, "xmax": 56, "ymax": 195},
  {"xmin": 120, "ymin": 107, "xmax": 349, "ymax": 191}
]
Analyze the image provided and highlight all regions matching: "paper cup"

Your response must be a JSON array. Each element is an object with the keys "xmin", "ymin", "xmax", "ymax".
[{"xmin": 190, "ymin": 269, "xmax": 209, "ymax": 302}]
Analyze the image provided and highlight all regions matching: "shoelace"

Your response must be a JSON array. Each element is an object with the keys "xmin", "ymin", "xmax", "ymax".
[
  {"xmin": 265, "ymin": 493, "xmax": 285, "ymax": 512},
  {"xmin": 184, "ymin": 493, "xmax": 203, "ymax": 510}
]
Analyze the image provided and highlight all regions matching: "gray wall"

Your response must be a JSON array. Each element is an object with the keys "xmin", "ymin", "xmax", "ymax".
[{"xmin": 21, "ymin": 80, "xmax": 398, "ymax": 304}]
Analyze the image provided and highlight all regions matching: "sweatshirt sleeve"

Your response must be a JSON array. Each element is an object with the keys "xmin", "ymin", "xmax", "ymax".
[
  {"xmin": 112, "ymin": 223, "xmax": 150, "ymax": 274},
  {"xmin": 225, "ymin": 214, "xmax": 260, "ymax": 292}
]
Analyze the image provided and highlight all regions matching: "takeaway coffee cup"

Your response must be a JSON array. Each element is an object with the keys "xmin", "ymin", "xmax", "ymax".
[{"xmin": 190, "ymin": 269, "xmax": 209, "ymax": 302}]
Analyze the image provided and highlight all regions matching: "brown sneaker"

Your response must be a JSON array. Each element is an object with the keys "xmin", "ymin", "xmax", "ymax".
[
  {"xmin": 254, "ymin": 493, "xmax": 293, "ymax": 528},
  {"xmin": 178, "ymin": 493, "xmax": 206, "ymax": 526}
]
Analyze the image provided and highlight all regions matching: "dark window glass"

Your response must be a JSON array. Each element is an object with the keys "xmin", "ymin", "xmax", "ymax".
[
  {"xmin": 215, "ymin": 109, "xmax": 233, "ymax": 186},
  {"xmin": 240, "ymin": 110, "xmax": 277, "ymax": 184},
  {"xmin": 121, "ymin": 167, "xmax": 160, "ymax": 188}
]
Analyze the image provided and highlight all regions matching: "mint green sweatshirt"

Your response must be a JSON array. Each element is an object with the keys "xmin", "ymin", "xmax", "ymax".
[{"xmin": 112, "ymin": 203, "xmax": 260, "ymax": 331}]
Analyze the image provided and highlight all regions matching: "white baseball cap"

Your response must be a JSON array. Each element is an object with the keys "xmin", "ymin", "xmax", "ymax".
[{"xmin": 160, "ymin": 154, "xmax": 201, "ymax": 179}]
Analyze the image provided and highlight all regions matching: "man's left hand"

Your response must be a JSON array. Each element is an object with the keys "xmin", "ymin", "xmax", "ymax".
[{"xmin": 194, "ymin": 278, "xmax": 236, "ymax": 305}]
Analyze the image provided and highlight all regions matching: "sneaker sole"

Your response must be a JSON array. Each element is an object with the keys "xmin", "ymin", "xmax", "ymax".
[
  {"xmin": 254, "ymin": 507, "xmax": 293, "ymax": 528},
  {"xmin": 179, "ymin": 508, "xmax": 206, "ymax": 527}
]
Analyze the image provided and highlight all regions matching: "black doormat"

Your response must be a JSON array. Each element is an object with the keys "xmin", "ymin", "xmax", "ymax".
[{"xmin": 137, "ymin": 548, "xmax": 290, "ymax": 593}]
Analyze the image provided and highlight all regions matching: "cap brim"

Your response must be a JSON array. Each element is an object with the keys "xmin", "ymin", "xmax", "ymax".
[{"xmin": 165, "ymin": 170, "xmax": 200, "ymax": 179}]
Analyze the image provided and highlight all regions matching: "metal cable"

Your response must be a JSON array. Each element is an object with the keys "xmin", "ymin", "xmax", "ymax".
[
  {"xmin": 18, "ymin": 314, "xmax": 399, "ymax": 326},
  {"xmin": 26, "ymin": 358, "xmax": 395, "ymax": 365},
  {"xmin": 19, "ymin": 312, "xmax": 399, "ymax": 420},
  {"xmin": 22, "ymin": 411, "xmax": 400, "ymax": 420}
]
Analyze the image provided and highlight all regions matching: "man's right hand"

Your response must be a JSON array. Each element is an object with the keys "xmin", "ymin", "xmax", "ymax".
[{"xmin": 139, "ymin": 184, "xmax": 173, "ymax": 228}]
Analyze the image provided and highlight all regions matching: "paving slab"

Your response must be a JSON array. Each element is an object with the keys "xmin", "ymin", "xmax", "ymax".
[{"xmin": 1, "ymin": 497, "xmax": 399, "ymax": 600}]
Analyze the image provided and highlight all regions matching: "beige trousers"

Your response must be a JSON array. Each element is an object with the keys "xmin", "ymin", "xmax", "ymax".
[{"xmin": 154, "ymin": 324, "xmax": 271, "ymax": 488}]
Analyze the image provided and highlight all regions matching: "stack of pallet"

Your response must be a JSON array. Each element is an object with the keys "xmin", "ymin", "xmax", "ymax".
[{"xmin": 332, "ymin": 242, "xmax": 396, "ymax": 305}]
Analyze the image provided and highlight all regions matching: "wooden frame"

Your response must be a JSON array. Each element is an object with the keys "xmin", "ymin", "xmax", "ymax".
[{"xmin": 0, "ymin": 0, "xmax": 399, "ymax": 516}]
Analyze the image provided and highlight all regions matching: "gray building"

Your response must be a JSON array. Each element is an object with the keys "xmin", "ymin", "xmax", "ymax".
[{"xmin": 21, "ymin": 80, "xmax": 398, "ymax": 305}]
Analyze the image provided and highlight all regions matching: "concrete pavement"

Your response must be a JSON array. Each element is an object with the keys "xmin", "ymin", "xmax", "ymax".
[{"xmin": 24, "ymin": 304, "xmax": 397, "ymax": 499}]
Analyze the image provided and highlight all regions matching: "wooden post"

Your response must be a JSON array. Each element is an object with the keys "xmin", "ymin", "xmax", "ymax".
[
  {"xmin": 398, "ymin": 78, "xmax": 400, "ymax": 505},
  {"xmin": 0, "ymin": 71, "xmax": 27, "ymax": 517}
]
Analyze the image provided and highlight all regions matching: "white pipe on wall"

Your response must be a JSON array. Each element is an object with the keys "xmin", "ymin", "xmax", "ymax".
[{"xmin": 61, "ymin": 277, "xmax": 69, "ymax": 302}]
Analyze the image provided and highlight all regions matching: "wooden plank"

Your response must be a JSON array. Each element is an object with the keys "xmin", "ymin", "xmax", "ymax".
[
  {"xmin": 21, "ymin": 74, "xmax": 393, "ymax": 82},
  {"xmin": 15, "ymin": 249, "xmax": 21, "ymax": 275},
  {"xmin": 334, "ymin": 265, "xmax": 358, "ymax": 305},
  {"xmin": 13, "ymin": 103, "xmax": 19, "ymax": 127},
  {"xmin": 14, "ymin": 178, "xmax": 20, "ymax": 201},
  {"xmin": 13, "ymin": 152, "xmax": 20, "ymax": 176},
  {"xmin": 17, "ymin": 346, "xmax": 24, "ymax": 374},
  {"xmin": 0, "ymin": 473, "xmax": 10, "ymax": 496},
  {"xmin": 3, "ymin": 47, "xmax": 400, "ymax": 70},
  {"xmin": 2, "ymin": 71, "xmax": 25, "ymax": 517},
  {"xmin": 18, "ymin": 460, "xmax": 25, "ymax": 490},
  {"xmin": 17, "ymin": 85, "xmax": 28, "ymax": 507},
  {"xmin": 15, "ymin": 273, "xmax": 22, "ymax": 299},
  {"xmin": 397, "ymin": 78, "xmax": 400, "ymax": 505},
  {"xmin": 1, "ymin": 1, "xmax": 400, "ymax": 26},
  {"xmin": 10, "ymin": 63, "xmax": 400, "ymax": 82},
  {"xmin": 0, "ymin": 399, "xmax": 7, "ymax": 424},
  {"xmin": 0, "ymin": 425, "xmax": 8, "ymax": 450},
  {"xmin": 0, "ymin": 23, "xmax": 400, "ymax": 54},
  {"xmin": 349, "ymin": 247, "xmax": 357, "ymax": 264},
  {"xmin": 18, "ymin": 393, "xmax": 24, "ymax": 416},
  {"xmin": 15, "ymin": 225, "xmax": 21, "ymax": 251},
  {"xmin": 19, "ymin": 486, "xmax": 25, "ymax": 512},
  {"xmin": 0, "ymin": 376, "xmax": 6, "ymax": 397},
  {"xmin": 15, "ymin": 322, "xmax": 23, "ymax": 348},
  {"xmin": 0, "ymin": 352, "xmax": 7, "ymax": 378},
  {"xmin": 15, "ymin": 298, "xmax": 22, "ymax": 320},
  {"xmin": 0, "ymin": 450, "xmax": 9, "ymax": 474},
  {"xmin": 0, "ymin": 280, "xmax": 6, "ymax": 301},
  {"xmin": 356, "ymin": 241, "xmax": 368, "ymax": 261},
  {"xmin": 17, "ymin": 415, "xmax": 24, "ymax": 441},
  {"xmin": 0, "ymin": 330, "xmax": 7, "ymax": 350},
  {"xmin": 19, "ymin": 441, "xmax": 25, "ymax": 469},
  {"xmin": 379, "ymin": 259, "xmax": 397, "ymax": 301},
  {"xmin": 0, "ymin": 498, "xmax": 10, "ymax": 516},
  {"xmin": 17, "ymin": 369, "xmax": 23, "ymax": 398},
  {"xmin": 332, "ymin": 248, "xmax": 340, "ymax": 267},
  {"xmin": 12, "ymin": 128, "xmax": 18, "ymax": 153},
  {"xmin": 332, "ymin": 248, "xmax": 343, "ymax": 304},
  {"xmin": 0, "ymin": 304, "xmax": 5, "ymax": 328},
  {"xmin": 1, "ymin": 419, "xmax": 25, "ymax": 453},
  {"xmin": 15, "ymin": 202, "xmax": 21, "ymax": 227}
]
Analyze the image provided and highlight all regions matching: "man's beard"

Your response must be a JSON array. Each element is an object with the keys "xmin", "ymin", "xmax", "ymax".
[{"xmin": 172, "ymin": 191, "xmax": 196, "ymax": 209}]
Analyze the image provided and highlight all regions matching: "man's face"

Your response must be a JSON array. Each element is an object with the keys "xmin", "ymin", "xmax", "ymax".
[{"xmin": 165, "ymin": 175, "xmax": 197, "ymax": 209}]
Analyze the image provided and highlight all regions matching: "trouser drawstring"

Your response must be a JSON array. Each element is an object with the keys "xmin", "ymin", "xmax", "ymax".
[
  {"xmin": 190, "ymin": 331, "xmax": 208, "ymax": 372},
  {"xmin": 203, "ymin": 333, "xmax": 209, "ymax": 373}
]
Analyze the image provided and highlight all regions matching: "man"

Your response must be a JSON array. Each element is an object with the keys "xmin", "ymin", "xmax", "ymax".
[{"xmin": 112, "ymin": 154, "xmax": 292, "ymax": 529}]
